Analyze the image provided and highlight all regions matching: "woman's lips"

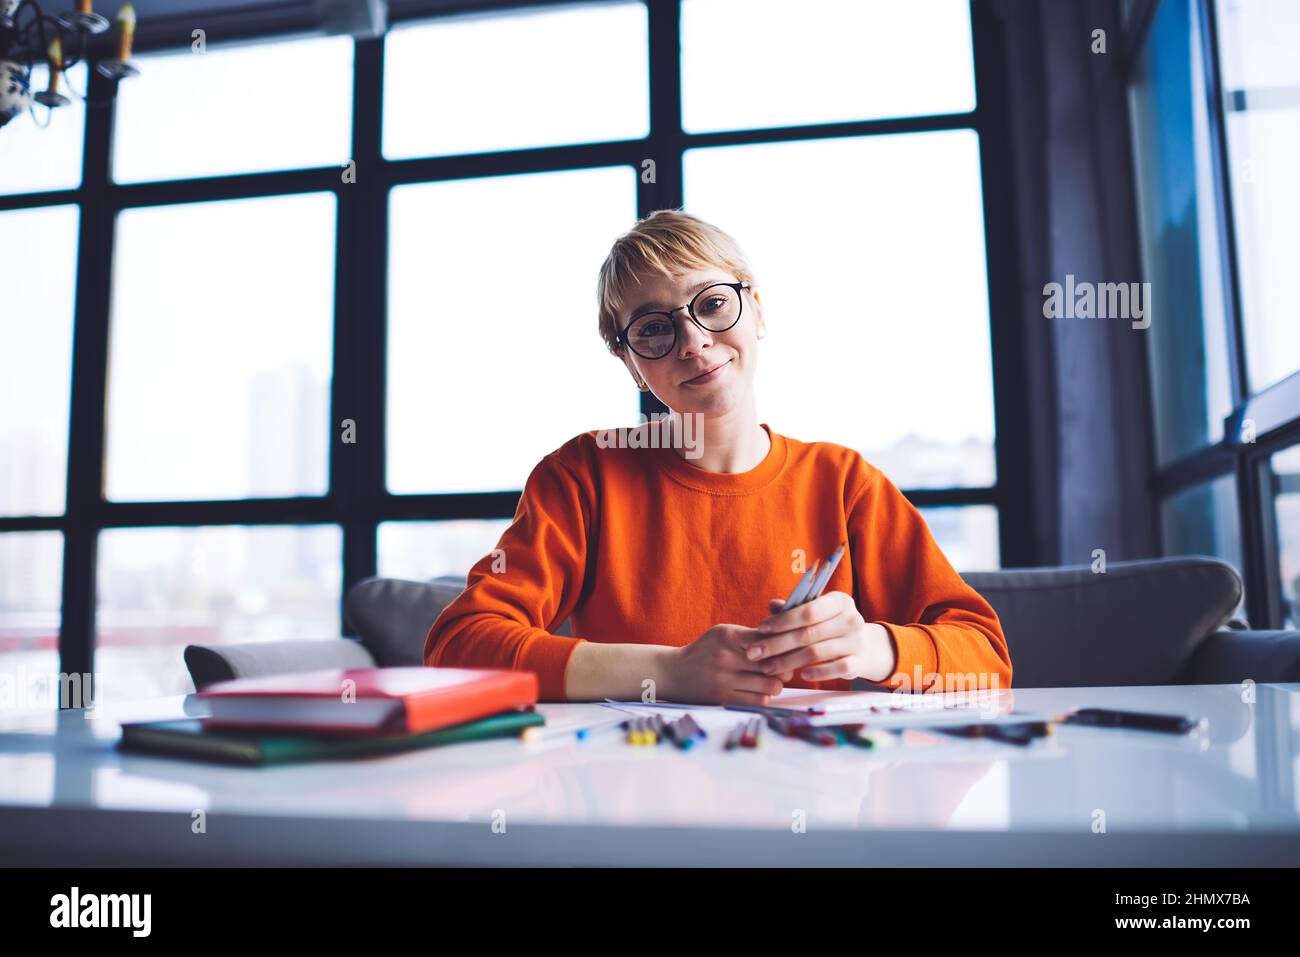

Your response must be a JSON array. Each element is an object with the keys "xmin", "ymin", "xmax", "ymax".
[{"xmin": 683, "ymin": 358, "xmax": 731, "ymax": 386}]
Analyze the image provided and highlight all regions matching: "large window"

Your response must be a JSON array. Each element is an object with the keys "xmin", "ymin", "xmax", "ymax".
[
  {"xmin": 383, "ymin": 2, "xmax": 649, "ymax": 158},
  {"xmin": 1128, "ymin": 0, "xmax": 1235, "ymax": 465},
  {"xmin": 106, "ymin": 194, "xmax": 336, "ymax": 501},
  {"xmin": 1270, "ymin": 443, "xmax": 1300, "ymax": 628},
  {"xmin": 386, "ymin": 167, "xmax": 638, "ymax": 494},
  {"xmin": 1215, "ymin": 0, "xmax": 1300, "ymax": 393},
  {"xmin": 97, "ymin": 525, "xmax": 342, "ymax": 700},
  {"xmin": 0, "ymin": 205, "xmax": 78, "ymax": 517},
  {"xmin": 684, "ymin": 130, "xmax": 995, "ymax": 491},
  {"xmin": 677, "ymin": 0, "xmax": 1003, "ymax": 570},
  {"xmin": 679, "ymin": 0, "xmax": 976, "ymax": 131},
  {"xmin": 377, "ymin": 520, "xmax": 513, "ymax": 581},
  {"xmin": 0, "ymin": 1, "xmax": 1019, "ymax": 706},
  {"xmin": 0, "ymin": 63, "xmax": 87, "ymax": 195},
  {"xmin": 112, "ymin": 36, "xmax": 354, "ymax": 183},
  {"xmin": 1127, "ymin": 0, "xmax": 1300, "ymax": 628},
  {"xmin": 0, "ymin": 532, "xmax": 63, "ymax": 708}
]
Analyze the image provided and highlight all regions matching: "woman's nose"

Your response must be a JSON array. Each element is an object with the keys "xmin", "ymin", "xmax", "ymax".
[{"xmin": 675, "ymin": 310, "xmax": 714, "ymax": 355}]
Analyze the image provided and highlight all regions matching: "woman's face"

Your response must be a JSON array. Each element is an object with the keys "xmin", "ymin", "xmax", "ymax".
[{"xmin": 617, "ymin": 268, "xmax": 765, "ymax": 415}]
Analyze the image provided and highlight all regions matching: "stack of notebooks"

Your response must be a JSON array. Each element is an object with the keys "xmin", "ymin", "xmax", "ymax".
[{"xmin": 118, "ymin": 668, "xmax": 542, "ymax": 766}]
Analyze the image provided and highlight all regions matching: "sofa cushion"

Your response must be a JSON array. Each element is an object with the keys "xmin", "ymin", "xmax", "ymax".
[
  {"xmin": 183, "ymin": 638, "xmax": 376, "ymax": 690},
  {"xmin": 1182, "ymin": 627, "xmax": 1300, "ymax": 684},
  {"xmin": 963, "ymin": 556, "xmax": 1242, "ymax": 687},
  {"xmin": 344, "ymin": 577, "xmax": 462, "ymax": 666},
  {"xmin": 344, "ymin": 575, "xmax": 576, "ymax": 666},
  {"xmin": 345, "ymin": 557, "xmax": 1242, "ymax": 686}
]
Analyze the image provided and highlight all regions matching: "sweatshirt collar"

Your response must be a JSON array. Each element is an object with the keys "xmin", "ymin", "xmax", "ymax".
[{"xmin": 652, "ymin": 422, "xmax": 788, "ymax": 494}]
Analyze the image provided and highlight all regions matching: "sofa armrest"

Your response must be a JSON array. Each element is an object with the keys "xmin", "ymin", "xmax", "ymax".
[
  {"xmin": 183, "ymin": 638, "xmax": 377, "ymax": 691},
  {"xmin": 1181, "ymin": 628, "xmax": 1300, "ymax": 684}
]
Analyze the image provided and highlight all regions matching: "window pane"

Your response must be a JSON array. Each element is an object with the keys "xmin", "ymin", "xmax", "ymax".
[
  {"xmin": 1217, "ymin": 0, "xmax": 1300, "ymax": 392},
  {"xmin": 1271, "ymin": 444, "xmax": 1300, "ymax": 628},
  {"xmin": 0, "ymin": 63, "xmax": 87, "ymax": 195},
  {"xmin": 383, "ymin": 2, "xmax": 649, "ymax": 158},
  {"xmin": 112, "ymin": 36, "xmax": 353, "ymax": 183},
  {"xmin": 681, "ymin": 0, "xmax": 975, "ymax": 133},
  {"xmin": 1224, "ymin": 109, "xmax": 1300, "ymax": 391},
  {"xmin": 918, "ymin": 505, "xmax": 1000, "ymax": 572},
  {"xmin": 378, "ymin": 519, "xmax": 512, "ymax": 581},
  {"xmin": 97, "ymin": 525, "xmax": 341, "ymax": 701},
  {"xmin": 1128, "ymin": 0, "xmax": 1235, "ymax": 463},
  {"xmin": 0, "ymin": 532, "xmax": 62, "ymax": 714},
  {"xmin": 387, "ymin": 166, "xmax": 638, "ymax": 493},
  {"xmin": 684, "ymin": 131, "xmax": 995, "ymax": 489},
  {"xmin": 1161, "ymin": 475, "xmax": 1245, "ymax": 617},
  {"xmin": 1217, "ymin": 0, "xmax": 1300, "ymax": 89},
  {"xmin": 0, "ymin": 205, "xmax": 78, "ymax": 516},
  {"xmin": 106, "ymin": 193, "xmax": 335, "ymax": 501}
]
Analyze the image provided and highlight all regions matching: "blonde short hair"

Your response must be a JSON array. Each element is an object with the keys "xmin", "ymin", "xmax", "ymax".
[{"xmin": 596, "ymin": 209, "xmax": 755, "ymax": 357}]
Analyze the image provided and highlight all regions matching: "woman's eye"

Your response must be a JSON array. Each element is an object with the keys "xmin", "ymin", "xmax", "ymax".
[
  {"xmin": 699, "ymin": 297, "xmax": 726, "ymax": 314},
  {"xmin": 636, "ymin": 320, "xmax": 670, "ymax": 338}
]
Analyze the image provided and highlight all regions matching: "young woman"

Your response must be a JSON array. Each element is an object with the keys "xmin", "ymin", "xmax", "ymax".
[{"xmin": 424, "ymin": 210, "xmax": 1011, "ymax": 704}]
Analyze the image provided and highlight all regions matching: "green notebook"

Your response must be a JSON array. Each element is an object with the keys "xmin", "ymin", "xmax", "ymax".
[{"xmin": 117, "ymin": 709, "xmax": 544, "ymax": 766}]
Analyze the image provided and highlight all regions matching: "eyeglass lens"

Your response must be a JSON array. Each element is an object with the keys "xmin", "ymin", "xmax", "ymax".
[{"xmin": 624, "ymin": 284, "xmax": 742, "ymax": 359}]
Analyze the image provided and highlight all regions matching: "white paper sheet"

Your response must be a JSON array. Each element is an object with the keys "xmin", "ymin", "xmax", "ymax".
[
  {"xmin": 770, "ymin": 687, "xmax": 1012, "ymax": 718},
  {"xmin": 601, "ymin": 688, "xmax": 1019, "ymax": 730}
]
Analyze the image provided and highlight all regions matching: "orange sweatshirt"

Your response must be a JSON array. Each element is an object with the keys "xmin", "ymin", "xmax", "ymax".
[{"xmin": 424, "ymin": 422, "xmax": 1012, "ymax": 701}]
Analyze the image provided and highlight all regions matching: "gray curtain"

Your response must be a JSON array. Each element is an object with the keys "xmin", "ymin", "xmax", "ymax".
[{"xmin": 989, "ymin": 0, "xmax": 1158, "ymax": 565}]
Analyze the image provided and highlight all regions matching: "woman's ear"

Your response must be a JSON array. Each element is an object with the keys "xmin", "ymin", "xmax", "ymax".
[{"xmin": 752, "ymin": 291, "xmax": 766, "ymax": 340}]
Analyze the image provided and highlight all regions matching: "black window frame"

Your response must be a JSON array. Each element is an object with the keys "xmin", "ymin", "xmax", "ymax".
[
  {"xmin": 0, "ymin": 0, "xmax": 1033, "ymax": 688},
  {"xmin": 1126, "ymin": 0, "xmax": 1300, "ymax": 629}
]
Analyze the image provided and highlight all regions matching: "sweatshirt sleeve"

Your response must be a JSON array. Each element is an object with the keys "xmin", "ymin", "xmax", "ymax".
[
  {"xmin": 423, "ymin": 449, "xmax": 590, "ymax": 701},
  {"xmin": 847, "ymin": 461, "xmax": 1012, "ymax": 693}
]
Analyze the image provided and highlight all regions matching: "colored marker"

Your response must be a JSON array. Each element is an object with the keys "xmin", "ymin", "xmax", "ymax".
[
  {"xmin": 839, "ymin": 724, "xmax": 875, "ymax": 748},
  {"xmin": 569, "ymin": 715, "xmax": 631, "ymax": 741},
  {"xmin": 624, "ymin": 716, "xmax": 652, "ymax": 746},
  {"xmin": 651, "ymin": 713, "xmax": 669, "ymax": 743},
  {"xmin": 678, "ymin": 713, "xmax": 707, "ymax": 741},
  {"xmin": 668, "ymin": 718, "xmax": 694, "ymax": 750},
  {"xmin": 665, "ymin": 713, "xmax": 707, "ymax": 749}
]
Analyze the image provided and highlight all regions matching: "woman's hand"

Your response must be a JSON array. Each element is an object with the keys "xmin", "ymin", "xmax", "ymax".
[
  {"xmin": 745, "ymin": 592, "xmax": 896, "ymax": 683},
  {"xmin": 664, "ymin": 623, "xmax": 786, "ymax": 705}
]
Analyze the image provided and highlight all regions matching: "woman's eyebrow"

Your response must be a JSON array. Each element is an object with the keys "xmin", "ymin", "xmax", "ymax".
[{"xmin": 628, "ymin": 279, "xmax": 729, "ymax": 319}]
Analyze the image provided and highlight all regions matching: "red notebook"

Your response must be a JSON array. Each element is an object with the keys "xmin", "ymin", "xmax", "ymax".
[{"xmin": 198, "ymin": 667, "xmax": 539, "ymax": 735}]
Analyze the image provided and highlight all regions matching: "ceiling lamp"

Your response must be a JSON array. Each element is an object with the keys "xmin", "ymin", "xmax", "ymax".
[{"xmin": 0, "ymin": 0, "xmax": 139, "ymax": 129}]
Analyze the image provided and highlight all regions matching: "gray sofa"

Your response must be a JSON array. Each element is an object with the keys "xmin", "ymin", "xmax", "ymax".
[{"xmin": 183, "ymin": 556, "xmax": 1300, "ymax": 692}]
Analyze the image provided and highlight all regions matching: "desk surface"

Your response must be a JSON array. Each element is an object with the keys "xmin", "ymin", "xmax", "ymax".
[{"xmin": 1, "ymin": 683, "xmax": 1298, "ymax": 866}]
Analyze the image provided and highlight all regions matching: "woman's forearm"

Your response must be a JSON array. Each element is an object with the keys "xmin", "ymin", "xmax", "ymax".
[{"xmin": 563, "ymin": 641, "xmax": 678, "ymax": 702}]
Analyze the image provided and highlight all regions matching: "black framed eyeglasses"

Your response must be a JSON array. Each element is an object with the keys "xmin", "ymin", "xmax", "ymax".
[{"xmin": 615, "ymin": 281, "xmax": 751, "ymax": 360}]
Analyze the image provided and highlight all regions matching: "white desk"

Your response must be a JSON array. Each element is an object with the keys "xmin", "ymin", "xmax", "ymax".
[{"xmin": 1, "ymin": 683, "xmax": 1298, "ymax": 866}]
